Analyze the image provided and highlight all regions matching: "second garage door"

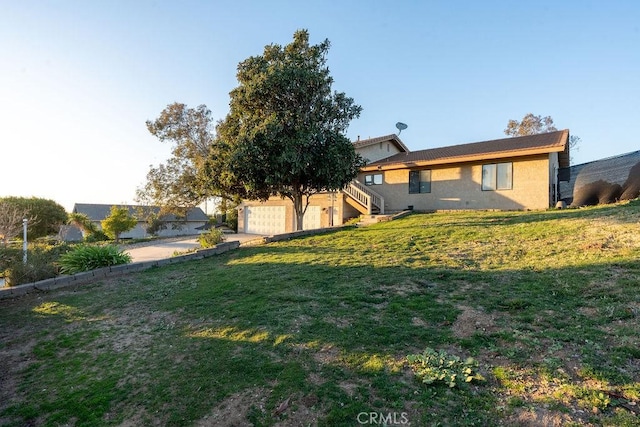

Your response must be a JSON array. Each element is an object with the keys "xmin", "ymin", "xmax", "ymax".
[{"xmin": 245, "ymin": 206, "xmax": 286, "ymax": 235}]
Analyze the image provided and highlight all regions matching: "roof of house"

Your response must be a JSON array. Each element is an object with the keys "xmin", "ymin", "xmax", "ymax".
[
  {"xmin": 353, "ymin": 134, "xmax": 410, "ymax": 153},
  {"xmin": 72, "ymin": 203, "xmax": 209, "ymax": 222},
  {"xmin": 361, "ymin": 130, "xmax": 570, "ymax": 171}
]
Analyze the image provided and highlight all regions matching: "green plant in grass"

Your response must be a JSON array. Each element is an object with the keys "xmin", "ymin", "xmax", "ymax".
[
  {"xmin": 58, "ymin": 245, "xmax": 131, "ymax": 274},
  {"xmin": 407, "ymin": 348, "xmax": 485, "ymax": 388},
  {"xmin": 198, "ymin": 228, "xmax": 225, "ymax": 248}
]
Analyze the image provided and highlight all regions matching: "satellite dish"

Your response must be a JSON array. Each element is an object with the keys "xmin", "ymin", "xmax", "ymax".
[{"xmin": 395, "ymin": 122, "xmax": 408, "ymax": 135}]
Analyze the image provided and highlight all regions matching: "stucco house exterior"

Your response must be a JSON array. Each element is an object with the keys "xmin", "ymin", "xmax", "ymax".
[
  {"xmin": 71, "ymin": 203, "xmax": 209, "ymax": 239},
  {"xmin": 237, "ymin": 130, "xmax": 570, "ymax": 234}
]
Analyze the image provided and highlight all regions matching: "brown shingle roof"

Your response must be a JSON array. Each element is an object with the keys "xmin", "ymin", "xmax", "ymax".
[
  {"xmin": 362, "ymin": 130, "xmax": 570, "ymax": 171},
  {"xmin": 353, "ymin": 134, "xmax": 410, "ymax": 153}
]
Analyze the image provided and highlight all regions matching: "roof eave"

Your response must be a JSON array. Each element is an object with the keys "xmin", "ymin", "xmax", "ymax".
[{"xmin": 361, "ymin": 146, "xmax": 567, "ymax": 172}]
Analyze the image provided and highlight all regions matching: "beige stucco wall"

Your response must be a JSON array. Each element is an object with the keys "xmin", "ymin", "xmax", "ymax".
[
  {"xmin": 359, "ymin": 155, "xmax": 552, "ymax": 211},
  {"xmin": 356, "ymin": 142, "xmax": 403, "ymax": 164},
  {"xmin": 238, "ymin": 193, "xmax": 357, "ymax": 233}
]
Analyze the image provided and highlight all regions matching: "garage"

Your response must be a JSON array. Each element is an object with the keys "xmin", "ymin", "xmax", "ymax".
[{"xmin": 244, "ymin": 206, "xmax": 286, "ymax": 235}]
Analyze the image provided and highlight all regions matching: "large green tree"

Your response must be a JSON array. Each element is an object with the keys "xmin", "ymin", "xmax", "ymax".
[
  {"xmin": 504, "ymin": 113, "xmax": 580, "ymax": 152},
  {"xmin": 138, "ymin": 103, "xmax": 242, "ymax": 217},
  {"xmin": 0, "ymin": 197, "xmax": 67, "ymax": 240},
  {"xmin": 216, "ymin": 29, "xmax": 364, "ymax": 230},
  {"xmin": 137, "ymin": 103, "xmax": 214, "ymax": 213}
]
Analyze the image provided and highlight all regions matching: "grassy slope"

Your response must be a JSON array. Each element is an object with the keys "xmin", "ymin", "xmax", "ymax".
[{"xmin": 1, "ymin": 201, "xmax": 639, "ymax": 426}]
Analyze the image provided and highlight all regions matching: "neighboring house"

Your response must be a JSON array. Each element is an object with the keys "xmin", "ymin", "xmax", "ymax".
[
  {"xmin": 71, "ymin": 203, "xmax": 209, "ymax": 239},
  {"xmin": 237, "ymin": 130, "xmax": 570, "ymax": 234}
]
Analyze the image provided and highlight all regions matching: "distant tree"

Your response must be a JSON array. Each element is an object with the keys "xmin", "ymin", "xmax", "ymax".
[
  {"xmin": 137, "ymin": 103, "xmax": 219, "ymax": 216},
  {"xmin": 0, "ymin": 197, "xmax": 66, "ymax": 239},
  {"xmin": 504, "ymin": 113, "xmax": 557, "ymax": 136},
  {"xmin": 215, "ymin": 29, "xmax": 364, "ymax": 230},
  {"xmin": 0, "ymin": 201, "xmax": 29, "ymax": 246},
  {"xmin": 101, "ymin": 206, "xmax": 138, "ymax": 242},
  {"xmin": 504, "ymin": 113, "xmax": 580, "ymax": 152}
]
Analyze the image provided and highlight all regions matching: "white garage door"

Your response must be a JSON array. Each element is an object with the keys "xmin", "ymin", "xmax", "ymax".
[
  {"xmin": 302, "ymin": 206, "xmax": 321, "ymax": 230},
  {"xmin": 245, "ymin": 206, "xmax": 286, "ymax": 235}
]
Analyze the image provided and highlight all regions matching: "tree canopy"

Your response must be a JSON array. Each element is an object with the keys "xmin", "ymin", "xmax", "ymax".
[
  {"xmin": 504, "ymin": 113, "xmax": 557, "ymax": 137},
  {"xmin": 215, "ymin": 29, "xmax": 364, "ymax": 230},
  {"xmin": 504, "ymin": 113, "xmax": 580, "ymax": 153},
  {"xmin": 101, "ymin": 206, "xmax": 137, "ymax": 241},
  {"xmin": 0, "ymin": 197, "xmax": 67, "ymax": 240},
  {"xmin": 137, "ymin": 103, "xmax": 216, "ymax": 214}
]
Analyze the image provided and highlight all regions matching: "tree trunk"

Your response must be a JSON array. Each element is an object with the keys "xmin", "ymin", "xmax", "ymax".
[{"xmin": 291, "ymin": 191, "xmax": 308, "ymax": 231}]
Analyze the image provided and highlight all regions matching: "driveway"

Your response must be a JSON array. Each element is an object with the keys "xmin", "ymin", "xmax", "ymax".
[{"xmin": 125, "ymin": 233, "xmax": 264, "ymax": 263}]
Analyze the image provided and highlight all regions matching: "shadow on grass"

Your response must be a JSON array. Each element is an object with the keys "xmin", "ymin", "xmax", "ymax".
[{"xmin": 1, "ymin": 242, "xmax": 639, "ymax": 426}]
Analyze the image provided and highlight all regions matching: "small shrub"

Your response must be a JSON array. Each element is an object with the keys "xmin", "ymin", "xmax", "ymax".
[
  {"xmin": 0, "ymin": 247, "xmax": 22, "ymax": 273},
  {"xmin": 225, "ymin": 209, "xmax": 238, "ymax": 232},
  {"xmin": 407, "ymin": 348, "xmax": 485, "ymax": 388},
  {"xmin": 84, "ymin": 230, "xmax": 110, "ymax": 243},
  {"xmin": 198, "ymin": 228, "xmax": 225, "ymax": 248},
  {"xmin": 58, "ymin": 245, "xmax": 131, "ymax": 274},
  {"xmin": 4, "ymin": 248, "xmax": 59, "ymax": 286}
]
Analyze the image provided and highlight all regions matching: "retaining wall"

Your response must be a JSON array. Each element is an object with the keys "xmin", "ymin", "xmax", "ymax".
[{"xmin": 0, "ymin": 241, "xmax": 240, "ymax": 300}]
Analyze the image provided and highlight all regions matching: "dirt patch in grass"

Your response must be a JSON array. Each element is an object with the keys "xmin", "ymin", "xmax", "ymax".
[
  {"xmin": 196, "ymin": 388, "xmax": 268, "ymax": 426},
  {"xmin": 312, "ymin": 344, "xmax": 340, "ymax": 365},
  {"xmin": 452, "ymin": 305, "xmax": 497, "ymax": 338},
  {"xmin": 0, "ymin": 335, "xmax": 38, "ymax": 423},
  {"xmin": 325, "ymin": 316, "xmax": 352, "ymax": 328},
  {"xmin": 379, "ymin": 279, "xmax": 429, "ymax": 297},
  {"xmin": 507, "ymin": 407, "xmax": 575, "ymax": 427},
  {"xmin": 97, "ymin": 306, "xmax": 180, "ymax": 355}
]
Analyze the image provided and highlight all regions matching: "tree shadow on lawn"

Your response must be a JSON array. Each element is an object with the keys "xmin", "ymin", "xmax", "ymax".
[
  {"xmin": 1, "ymin": 253, "xmax": 638, "ymax": 426},
  {"xmin": 163, "ymin": 252, "xmax": 640, "ymax": 425}
]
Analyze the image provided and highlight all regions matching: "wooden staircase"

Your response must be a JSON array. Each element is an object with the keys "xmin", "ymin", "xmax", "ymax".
[{"xmin": 343, "ymin": 180, "xmax": 384, "ymax": 215}]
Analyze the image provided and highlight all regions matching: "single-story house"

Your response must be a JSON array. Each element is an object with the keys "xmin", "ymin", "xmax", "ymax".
[
  {"xmin": 237, "ymin": 130, "xmax": 570, "ymax": 234},
  {"xmin": 71, "ymin": 203, "xmax": 209, "ymax": 239}
]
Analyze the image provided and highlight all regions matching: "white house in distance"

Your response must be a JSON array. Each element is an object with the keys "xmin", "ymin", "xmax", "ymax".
[{"xmin": 71, "ymin": 203, "xmax": 209, "ymax": 239}]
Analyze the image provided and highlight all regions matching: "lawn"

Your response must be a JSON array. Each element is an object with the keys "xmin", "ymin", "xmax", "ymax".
[{"xmin": 1, "ymin": 201, "xmax": 639, "ymax": 426}]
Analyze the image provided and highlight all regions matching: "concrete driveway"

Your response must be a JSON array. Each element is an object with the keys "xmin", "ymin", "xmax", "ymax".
[{"xmin": 125, "ymin": 233, "xmax": 264, "ymax": 262}]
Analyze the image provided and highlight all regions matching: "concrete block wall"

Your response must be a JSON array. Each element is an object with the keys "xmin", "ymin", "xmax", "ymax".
[{"xmin": 0, "ymin": 241, "xmax": 240, "ymax": 300}]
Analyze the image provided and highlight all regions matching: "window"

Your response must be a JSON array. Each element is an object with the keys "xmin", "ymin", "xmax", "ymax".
[
  {"xmin": 365, "ymin": 173, "xmax": 383, "ymax": 186},
  {"xmin": 409, "ymin": 170, "xmax": 431, "ymax": 193},
  {"xmin": 482, "ymin": 162, "xmax": 512, "ymax": 190}
]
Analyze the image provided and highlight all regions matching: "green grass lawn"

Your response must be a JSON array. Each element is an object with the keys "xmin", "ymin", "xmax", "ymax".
[{"xmin": 1, "ymin": 201, "xmax": 639, "ymax": 426}]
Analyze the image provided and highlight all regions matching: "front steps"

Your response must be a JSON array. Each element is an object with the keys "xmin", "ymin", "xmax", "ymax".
[{"xmin": 355, "ymin": 211, "xmax": 412, "ymax": 227}]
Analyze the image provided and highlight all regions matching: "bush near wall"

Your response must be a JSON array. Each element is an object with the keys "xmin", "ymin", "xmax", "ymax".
[
  {"xmin": 58, "ymin": 245, "xmax": 131, "ymax": 275},
  {"xmin": 2, "ymin": 243, "xmax": 71, "ymax": 286}
]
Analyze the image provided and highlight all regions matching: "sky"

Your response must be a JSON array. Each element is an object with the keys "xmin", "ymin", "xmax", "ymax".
[{"xmin": 1, "ymin": 1, "xmax": 639, "ymax": 212}]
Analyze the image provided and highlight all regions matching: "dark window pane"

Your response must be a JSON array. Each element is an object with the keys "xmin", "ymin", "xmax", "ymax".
[{"xmin": 409, "ymin": 171, "xmax": 420, "ymax": 193}]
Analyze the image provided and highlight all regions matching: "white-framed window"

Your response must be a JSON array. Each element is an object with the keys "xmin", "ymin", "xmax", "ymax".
[
  {"xmin": 409, "ymin": 170, "xmax": 431, "ymax": 193},
  {"xmin": 482, "ymin": 162, "xmax": 512, "ymax": 190},
  {"xmin": 365, "ymin": 173, "xmax": 383, "ymax": 186}
]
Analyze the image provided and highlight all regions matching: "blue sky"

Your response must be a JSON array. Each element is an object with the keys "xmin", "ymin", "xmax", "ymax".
[{"xmin": 1, "ymin": 1, "xmax": 639, "ymax": 211}]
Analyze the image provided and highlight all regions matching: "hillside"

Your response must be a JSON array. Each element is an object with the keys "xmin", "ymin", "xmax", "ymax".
[{"xmin": 1, "ymin": 201, "xmax": 639, "ymax": 426}]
